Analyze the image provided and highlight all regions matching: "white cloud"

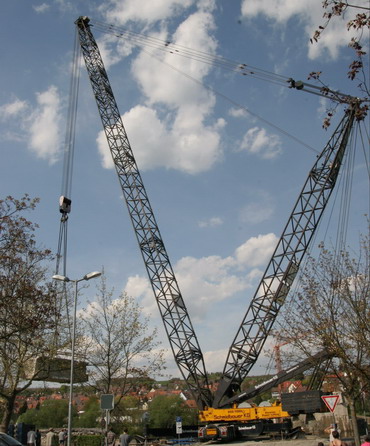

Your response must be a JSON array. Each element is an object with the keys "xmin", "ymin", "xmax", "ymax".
[
  {"xmin": 96, "ymin": 130, "xmax": 114, "ymax": 169},
  {"xmin": 229, "ymin": 107, "xmax": 247, "ymax": 118},
  {"xmin": 32, "ymin": 3, "xmax": 50, "ymax": 13},
  {"xmin": 131, "ymin": 7, "xmax": 217, "ymax": 107},
  {"xmin": 241, "ymin": 0, "xmax": 313, "ymax": 23},
  {"xmin": 0, "ymin": 98, "xmax": 28, "ymax": 119},
  {"xmin": 95, "ymin": 2, "xmax": 225, "ymax": 175},
  {"xmin": 97, "ymin": 104, "xmax": 224, "ymax": 174},
  {"xmin": 122, "ymin": 230, "xmax": 280, "ymax": 376},
  {"xmin": 235, "ymin": 233, "xmax": 278, "ymax": 267},
  {"xmin": 198, "ymin": 216, "xmax": 223, "ymax": 228},
  {"xmin": 317, "ymin": 96, "xmax": 331, "ymax": 118},
  {"xmin": 240, "ymin": 0, "xmax": 368, "ymax": 60},
  {"xmin": 204, "ymin": 348, "xmax": 228, "ymax": 373},
  {"xmin": 174, "ymin": 254, "xmax": 246, "ymax": 319},
  {"xmin": 125, "ymin": 231, "xmax": 278, "ymax": 321},
  {"xmin": 95, "ymin": 34, "xmax": 135, "ymax": 70},
  {"xmin": 0, "ymin": 87, "xmax": 63, "ymax": 163},
  {"xmin": 125, "ymin": 274, "xmax": 152, "ymax": 301},
  {"xmin": 27, "ymin": 86, "xmax": 63, "ymax": 164},
  {"xmin": 102, "ymin": 0, "xmax": 195, "ymax": 25},
  {"xmin": 125, "ymin": 274, "xmax": 155, "ymax": 316},
  {"xmin": 239, "ymin": 127, "xmax": 282, "ymax": 159}
]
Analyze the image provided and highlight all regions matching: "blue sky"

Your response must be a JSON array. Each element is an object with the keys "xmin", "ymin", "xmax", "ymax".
[{"xmin": 1, "ymin": 0, "xmax": 369, "ymax": 379}]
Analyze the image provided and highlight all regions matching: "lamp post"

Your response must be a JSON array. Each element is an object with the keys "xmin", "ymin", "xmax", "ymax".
[{"xmin": 52, "ymin": 271, "xmax": 101, "ymax": 446}]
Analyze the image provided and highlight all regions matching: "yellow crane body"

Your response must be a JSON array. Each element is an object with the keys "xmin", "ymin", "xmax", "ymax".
[{"xmin": 199, "ymin": 402, "xmax": 290, "ymax": 423}]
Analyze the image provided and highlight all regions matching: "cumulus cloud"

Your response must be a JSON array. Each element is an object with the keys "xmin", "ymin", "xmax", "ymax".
[
  {"xmin": 239, "ymin": 127, "xmax": 282, "ymax": 159},
  {"xmin": 240, "ymin": 0, "xmax": 367, "ymax": 60},
  {"xmin": 125, "ymin": 274, "xmax": 153, "ymax": 302},
  {"xmin": 131, "ymin": 7, "xmax": 217, "ymax": 106},
  {"xmin": 102, "ymin": 0, "xmax": 195, "ymax": 25},
  {"xmin": 97, "ymin": 105, "xmax": 224, "ymax": 174},
  {"xmin": 95, "ymin": 34, "xmax": 135, "ymax": 70},
  {"xmin": 0, "ymin": 98, "xmax": 28, "ymax": 119},
  {"xmin": 241, "ymin": 0, "xmax": 314, "ymax": 23},
  {"xmin": 95, "ymin": 1, "xmax": 225, "ymax": 174},
  {"xmin": 125, "ymin": 275, "xmax": 156, "ymax": 317},
  {"xmin": 125, "ymin": 231, "xmax": 278, "ymax": 321},
  {"xmin": 0, "ymin": 87, "xmax": 63, "ymax": 163},
  {"xmin": 27, "ymin": 86, "xmax": 63, "ymax": 164},
  {"xmin": 204, "ymin": 348, "xmax": 229, "ymax": 373},
  {"xmin": 174, "ymin": 254, "xmax": 246, "ymax": 319},
  {"xmin": 229, "ymin": 107, "xmax": 247, "ymax": 118},
  {"xmin": 122, "ymin": 230, "xmax": 280, "ymax": 375},
  {"xmin": 235, "ymin": 233, "xmax": 278, "ymax": 267}
]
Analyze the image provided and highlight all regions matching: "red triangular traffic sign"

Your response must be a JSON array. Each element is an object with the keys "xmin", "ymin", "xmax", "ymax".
[{"xmin": 321, "ymin": 395, "xmax": 340, "ymax": 412}]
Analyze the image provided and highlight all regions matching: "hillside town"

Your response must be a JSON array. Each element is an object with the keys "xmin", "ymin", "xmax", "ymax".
[{"xmin": 14, "ymin": 374, "xmax": 347, "ymax": 416}]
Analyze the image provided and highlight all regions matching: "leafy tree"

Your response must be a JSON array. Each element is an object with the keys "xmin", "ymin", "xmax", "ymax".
[
  {"xmin": 276, "ymin": 229, "xmax": 370, "ymax": 446},
  {"xmin": 0, "ymin": 195, "xmax": 67, "ymax": 432},
  {"xmin": 252, "ymin": 390, "xmax": 274, "ymax": 406},
  {"xmin": 17, "ymin": 399, "xmax": 70, "ymax": 428},
  {"xmin": 78, "ymin": 274, "xmax": 165, "ymax": 419},
  {"xmin": 112, "ymin": 395, "xmax": 143, "ymax": 434},
  {"xmin": 148, "ymin": 395, "xmax": 197, "ymax": 429},
  {"xmin": 16, "ymin": 408, "xmax": 39, "ymax": 427},
  {"xmin": 74, "ymin": 396, "xmax": 100, "ymax": 428}
]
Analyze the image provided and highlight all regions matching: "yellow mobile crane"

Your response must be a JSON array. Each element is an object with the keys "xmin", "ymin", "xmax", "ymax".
[{"xmin": 74, "ymin": 16, "xmax": 364, "ymax": 441}]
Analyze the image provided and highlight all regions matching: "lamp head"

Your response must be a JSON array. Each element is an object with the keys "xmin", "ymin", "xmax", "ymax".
[
  {"xmin": 52, "ymin": 274, "xmax": 70, "ymax": 282},
  {"xmin": 84, "ymin": 271, "xmax": 101, "ymax": 281}
]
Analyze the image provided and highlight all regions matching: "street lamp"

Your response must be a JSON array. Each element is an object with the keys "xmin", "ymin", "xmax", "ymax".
[{"xmin": 52, "ymin": 271, "xmax": 101, "ymax": 446}]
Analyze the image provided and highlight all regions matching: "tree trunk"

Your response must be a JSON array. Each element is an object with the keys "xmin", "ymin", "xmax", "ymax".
[
  {"xmin": 348, "ymin": 397, "xmax": 361, "ymax": 446},
  {"xmin": 0, "ymin": 394, "xmax": 15, "ymax": 433}
]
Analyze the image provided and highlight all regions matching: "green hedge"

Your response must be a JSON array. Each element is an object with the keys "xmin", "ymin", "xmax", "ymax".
[{"xmin": 73, "ymin": 435, "xmax": 103, "ymax": 446}]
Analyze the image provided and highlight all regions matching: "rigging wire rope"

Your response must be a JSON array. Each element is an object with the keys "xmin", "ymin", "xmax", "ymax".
[
  {"xmin": 54, "ymin": 28, "xmax": 82, "ymax": 346},
  {"xmin": 273, "ymin": 117, "xmax": 369, "ymax": 370},
  {"xmin": 139, "ymin": 45, "xmax": 320, "ymax": 154},
  {"xmin": 88, "ymin": 19, "xmax": 368, "ymax": 155},
  {"xmin": 57, "ymin": 18, "xmax": 369, "ymax": 373},
  {"xmin": 91, "ymin": 19, "xmax": 362, "ymax": 105},
  {"xmin": 55, "ymin": 28, "xmax": 81, "ymax": 276},
  {"xmin": 89, "ymin": 18, "xmax": 370, "ymax": 246}
]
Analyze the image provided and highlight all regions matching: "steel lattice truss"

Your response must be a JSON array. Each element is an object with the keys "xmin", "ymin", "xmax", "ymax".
[
  {"xmin": 76, "ymin": 15, "xmax": 358, "ymax": 411},
  {"xmin": 213, "ymin": 108, "xmax": 355, "ymax": 407},
  {"xmin": 76, "ymin": 17, "xmax": 212, "ymax": 409}
]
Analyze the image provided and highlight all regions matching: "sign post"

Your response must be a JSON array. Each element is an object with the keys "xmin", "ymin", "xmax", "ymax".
[
  {"xmin": 322, "ymin": 394, "xmax": 340, "ymax": 427},
  {"xmin": 101, "ymin": 395, "xmax": 114, "ymax": 446},
  {"xmin": 176, "ymin": 416, "xmax": 182, "ymax": 441},
  {"xmin": 321, "ymin": 395, "xmax": 340, "ymax": 413},
  {"xmin": 143, "ymin": 412, "xmax": 150, "ymax": 446}
]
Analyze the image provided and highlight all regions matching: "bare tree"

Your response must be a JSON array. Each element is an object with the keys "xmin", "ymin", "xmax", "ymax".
[
  {"xmin": 0, "ymin": 195, "xmax": 65, "ymax": 432},
  {"xmin": 275, "ymin": 227, "xmax": 370, "ymax": 445},
  {"xmin": 78, "ymin": 273, "xmax": 165, "ymax": 402}
]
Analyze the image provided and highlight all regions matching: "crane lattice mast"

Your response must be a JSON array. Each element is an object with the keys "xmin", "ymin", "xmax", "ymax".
[
  {"xmin": 213, "ymin": 106, "xmax": 357, "ymax": 407},
  {"xmin": 76, "ymin": 16, "xmax": 360, "ymax": 411},
  {"xmin": 75, "ymin": 16, "xmax": 212, "ymax": 410}
]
